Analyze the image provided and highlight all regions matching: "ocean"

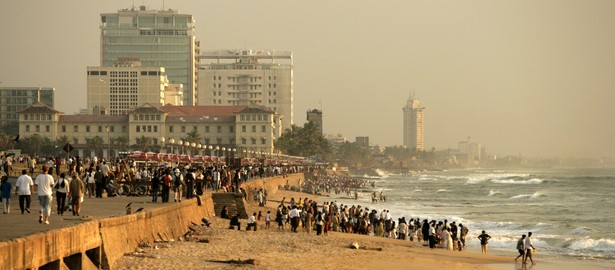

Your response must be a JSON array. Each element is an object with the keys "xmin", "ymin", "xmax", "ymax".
[{"xmin": 331, "ymin": 167, "xmax": 615, "ymax": 262}]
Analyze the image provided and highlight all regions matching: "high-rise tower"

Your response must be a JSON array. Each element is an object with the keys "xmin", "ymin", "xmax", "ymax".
[
  {"xmin": 100, "ymin": 6, "xmax": 199, "ymax": 105},
  {"xmin": 197, "ymin": 49, "xmax": 293, "ymax": 130},
  {"xmin": 402, "ymin": 94, "xmax": 425, "ymax": 151}
]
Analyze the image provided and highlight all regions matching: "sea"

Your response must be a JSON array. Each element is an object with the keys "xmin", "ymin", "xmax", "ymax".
[{"xmin": 331, "ymin": 167, "xmax": 615, "ymax": 263}]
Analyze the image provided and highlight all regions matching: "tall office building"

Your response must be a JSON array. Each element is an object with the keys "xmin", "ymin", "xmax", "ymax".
[
  {"xmin": 402, "ymin": 95, "xmax": 425, "ymax": 151},
  {"xmin": 306, "ymin": 109, "xmax": 323, "ymax": 135},
  {"xmin": 100, "ymin": 6, "xmax": 199, "ymax": 105},
  {"xmin": 0, "ymin": 87, "xmax": 54, "ymax": 134},
  {"xmin": 198, "ymin": 49, "xmax": 294, "ymax": 130}
]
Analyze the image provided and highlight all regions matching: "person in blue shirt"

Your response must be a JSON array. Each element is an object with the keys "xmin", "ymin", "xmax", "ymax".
[{"xmin": 1, "ymin": 175, "xmax": 12, "ymax": 214}]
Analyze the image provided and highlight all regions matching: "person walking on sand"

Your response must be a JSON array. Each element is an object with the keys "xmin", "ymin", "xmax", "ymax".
[
  {"xmin": 524, "ymin": 232, "xmax": 536, "ymax": 265},
  {"xmin": 515, "ymin": 234, "xmax": 526, "ymax": 262},
  {"xmin": 459, "ymin": 223, "xmax": 469, "ymax": 247},
  {"xmin": 478, "ymin": 230, "xmax": 492, "ymax": 254},
  {"xmin": 35, "ymin": 165, "xmax": 55, "ymax": 225}
]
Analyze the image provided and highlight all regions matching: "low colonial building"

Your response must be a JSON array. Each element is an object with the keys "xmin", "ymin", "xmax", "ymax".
[{"xmin": 18, "ymin": 103, "xmax": 282, "ymax": 158}]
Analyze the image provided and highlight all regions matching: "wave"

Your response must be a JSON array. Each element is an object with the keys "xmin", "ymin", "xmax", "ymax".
[
  {"xmin": 569, "ymin": 227, "xmax": 592, "ymax": 235},
  {"xmin": 465, "ymin": 173, "xmax": 530, "ymax": 184},
  {"xmin": 436, "ymin": 189, "xmax": 451, "ymax": 193},
  {"xmin": 488, "ymin": 190, "xmax": 502, "ymax": 196},
  {"xmin": 568, "ymin": 237, "xmax": 615, "ymax": 252},
  {"xmin": 491, "ymin": 178, "xmax": 543, "ymax": 184},
  {"xmin": 510, "ymin": 192, "xmax": 545, "ymax": 200}
]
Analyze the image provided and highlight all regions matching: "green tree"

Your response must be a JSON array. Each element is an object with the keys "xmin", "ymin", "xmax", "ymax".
[
  {"xmin": 182, "ymin": 129, "xmax": 202, "ymax": 144},
  {"xmin": 113, "ymin": 136, "xmax": 130, "ymax": 151},
  {"xmin": 134, "ymin": 136, "xmax": 153, "ymax": 152},
  {"xmin": 275, "ymin": 121, "xmax": 331, "ymax": 159},
  {"xmin": 85, "ymin": 136, "xmax": 105, "ymax": 157}
]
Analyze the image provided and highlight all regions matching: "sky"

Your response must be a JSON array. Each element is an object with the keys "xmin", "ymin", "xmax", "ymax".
[{"xmin": 1, "ymin": 0, "xmax": 614, "ymax": 158}]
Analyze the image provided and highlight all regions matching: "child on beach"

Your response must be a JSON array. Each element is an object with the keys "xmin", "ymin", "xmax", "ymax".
[{"xmin": 265, "ymin": 211, "xmax": 271, "ymax": 229}]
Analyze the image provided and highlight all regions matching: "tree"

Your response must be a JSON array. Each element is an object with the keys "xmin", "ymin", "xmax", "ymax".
[
  {"xmin": 134, "ymin": 136, "xmax": 153, "ymax": 152},
  {"xmin": 182, "ymin": 129, "xmax": 202, "ymax": 144},
  {"xmin": 85, "ymin": 136, "xmax": 105, "ymax": 157},
  {"xmin": 275, "ymin": 121, "xmax": 331, "ymax": 159},
  {"xmin": 114, "ymin": 136, "xmax": 130, "ymax": 151}
]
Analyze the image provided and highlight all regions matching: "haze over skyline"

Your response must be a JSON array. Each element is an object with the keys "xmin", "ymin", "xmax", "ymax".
[{"xmin": 1, "ymin": 1, "xmax": 614, "ymax": 158}]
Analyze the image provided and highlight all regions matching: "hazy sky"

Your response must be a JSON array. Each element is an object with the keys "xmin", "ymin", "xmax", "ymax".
[{"xmin": 1, "ymin": 1, "xmax": 614, "ymax": 158}]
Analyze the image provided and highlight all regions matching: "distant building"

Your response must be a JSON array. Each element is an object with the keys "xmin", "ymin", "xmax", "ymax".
[
  {"xmin": 458, "ymin": 138, "xmax": 482, "ymax": 163},
  {"xmin": 100, "ymin": 6, "xmax": 199, "ymax": 105},
  {"xmin": 197, "ymin": 49, "xmax": 294, "ymax": 130},
  {"xmin": 402, "ymin": 94, "xmax": 425, "ymax": 151},
  {"xmin": 18, "ymin": 103, "xmax": 281, "ymax": 158},
  {"xmin": 87, "ymin": 60, "xmax": 182, "ymax": 115},
  {"xmin": 356, "ymin": 136, "xmax": 370, "ymax": 148},
  {"xmin": 306, "ymin": 109, "xmax": 323, "ymax": 135},
  {"xmin": 325, "ymin": 133, "xmax": 347, "ymax": 147},
  {"xmin": 0, "ymin": 87, "xmax": 54, "ymax": 134}
]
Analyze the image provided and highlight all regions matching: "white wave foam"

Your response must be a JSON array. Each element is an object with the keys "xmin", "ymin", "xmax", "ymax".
[
  {"xmin": 510, "ymin": 192, "xmax": 545, "ymax": 200},
  {"xmin": 465, "ymin": 173, "xmax": 530, "ymax": 185},
  {"xmin": 488, "ymin": 190, "xmax": 502, "ymax": 196},
  {"xmin": 436, "ymin": 189, "xmax": 451, "ymax": 193},
  {"xmin": 569, "ymin": 227, "xmax": 592, "ymax": 235},
  {"xmin": 569, "ymin": 237, "xmax": 615, "ymax": 252},
  {"xmin": 491, "ymin": 178, "xmax": 543, "ymax": 184}
]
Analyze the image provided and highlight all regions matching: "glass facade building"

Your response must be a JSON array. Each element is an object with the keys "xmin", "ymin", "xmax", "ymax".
[{"xmin": 100, "ymin": 6, "xmax": 199, "ymax": 105}]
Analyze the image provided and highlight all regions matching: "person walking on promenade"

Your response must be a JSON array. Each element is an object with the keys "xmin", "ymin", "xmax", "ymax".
[
  {"xmin": 172, "ymin": 168, "xmax": 183, "ymax": 202},
  {"xmin": 478, "ymin": 230, "xmax": 492, "ymax": 255},
  {"xmin": 85, "ymin": 168, "xmax": 95, "ymax": 198},
  {"xmin": 35, "ymin": 165, "xmax": 55, "ymax": 224},
  {"xmin": 15, "ymin": 170, "xmax": 34, "ymax": 214},
  {"xmin": 161, "ymin": 169, "xmax": 172, "ymax": 203},
  {"xmin": 1, "ymin": 175, "xmax": 12, "ymax": 214},
  {"xmin": 515, "ymin": 234, "xmax": 526, "ymax": 262},
  {"xmin": 524, "ymin": 232, "xmax": 536, "ymax": 265},
  {"xmin": 68, "ymin": 175, "xmax": 84, "ymax": 216},
  {"xmin": 151, "ymin": 170, "xmax": 161, "ymax": 203},
  {"xmin": 54, "ymin": 173, "xmax": 70, "ymax": 216}
]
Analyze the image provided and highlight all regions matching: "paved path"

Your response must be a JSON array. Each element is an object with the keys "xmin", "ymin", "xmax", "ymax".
[{"xmin": 0, "ymin": 176, "xmax": 194, "ymax": 241}]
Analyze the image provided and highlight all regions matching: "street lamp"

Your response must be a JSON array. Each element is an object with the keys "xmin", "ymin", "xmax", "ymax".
[
  {"xmin": 191, "ymin": 142, "xmax": 196, "ymax": 156},
  {"xmin": 105, "ymin": 126, "xmax": 111, "ymax": 159},
  {"xmin": 178, "ymin": 140, "xmax": 183, "ymax": 154},
  {"xmin": 184, "ymin": 141, "xmax": 190, "ymax": 155},
  {"xmin": 160, "ymin": 137, "xmax": 166, "ymax": 153},
  {"xmin": 232, "ymin": 148, "xmax": 237, "ymax": 166},
  {"xmin": 197, "ymin": 144, "xmax": 202, "ymax": 155},
  {"xmin": 169, "ymin": 138, "xmax": 175, "ymax": 154},
  {"xmin": 208, "ymin": 145, "xmax": 213, "ymax": 156},
  {"xmin": 215, "ymin": 146, "xmax": 220, "ymax": 158}
]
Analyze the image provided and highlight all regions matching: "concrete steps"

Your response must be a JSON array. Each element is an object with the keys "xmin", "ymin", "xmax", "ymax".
[{"xmin": 212, "ymin": 193, "xmax": 248, "ymax": 219}]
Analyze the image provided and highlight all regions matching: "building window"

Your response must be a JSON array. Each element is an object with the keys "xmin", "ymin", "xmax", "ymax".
[
  {"xmin": 35, "ymin": 125, "xmax": 40, "ymax": 132},
  {"xmin": 74, "ymin": 125, "xmax": 78, "ymax": 132},
  {"xmin": 217, "ymin": 126, "xmax": 221, "ymax": 133},
  {"xmin": 240, "ymin": 115, "xmax": 245, "ymax": 121},
  {"xmin": 252, "ymin": 125, "xmax": 256, "ymax": 132},
  {"xmin": 242, "ymin": 125, "xmax": 246, "ymax": 132},
  {"xmin": 136, "ymin": 126, "xmax": 141, "ymax": 132},
  {"xmin": 169, "ymin": 126, "xmax": 174, "ymax": 133},
  {"xmin": 229, "ymin": 126, "xmax": 234, "ymax": 133},
  {"xmin": 205, "ymin": 126, "xmax": 210, "ymax": 133},
  {"xmin": 147, "ymin": 126, "xmax": 152, "ymax": 132},
  {"xmin": 46, "ymin": 125, "xmax": 50, "ymax": 132},
  {"xmin": 122, "ymin": 125, "xmax": 127, "ymax": 132},
  {"xmin": 181, "ymin": 126, "xmax": 186, "ymax": 132},
  {"xmin": 110, "ymin": 126, "xmax": 115, "ymax": 132},
  {"xmin": 251, "ymin": 138, "xmax": 256, "ymax": 145},
  {"xmin": 154, "ymin": 126, "xmax": 158, "ymax": 132},
  {"xmin": 62, "ymin": 125, "xmax": 66, "ymax": 132},
  {"xmin": 242, "ymin": 138, "xmax": 246, "ymax": 144},
  {"xmin": 261, "ymin": 138, "xmax": 266, "ymax": 145},
  {"xmin": 193, "ymin": 126, "xmax": 197, "ymax": 131},
  {"xmin": 98, "ymin": 125, "xmax": 103, "ymax": 132},
  {"xmin": 86, "ymin": 126, "xmax": 91, "ymax": 132},
  {"xmin": 25, "ymin": 125, "xmax": 30, "ymax": 132}
]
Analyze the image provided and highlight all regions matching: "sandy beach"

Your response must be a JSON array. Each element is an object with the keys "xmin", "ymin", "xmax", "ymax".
[{"xmin": 114, "ymin": 189, "xmax": 516, "ymax": 270}]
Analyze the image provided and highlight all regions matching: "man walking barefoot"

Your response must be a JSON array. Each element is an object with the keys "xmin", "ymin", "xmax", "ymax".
[
  {"xmin": 524, "ymin": 232, "xmax": 536, "ymax": 265},
  {"xmin": 34, "ymin": 165, "xmax": 55, "ymax": 225},
  {"xmin": 515, "ymin": 234, "xmax": 526, "ymax": 262}
]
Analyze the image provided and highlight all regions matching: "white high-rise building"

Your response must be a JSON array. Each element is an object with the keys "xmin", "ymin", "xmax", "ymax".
[
  {"xmin": 402, "ymin": 95, "xmax": 425, "ymax": 151},
  {"xmin": 100, "ymin": 6, "xmax": 199, "ymax": 105},
  {"xmin": 197, "ymin": 49, "xmax": 293, "ymax": 130},
  {"xmin": 87, "ymin": 60, "xmax": 176, "ymax": 115}
]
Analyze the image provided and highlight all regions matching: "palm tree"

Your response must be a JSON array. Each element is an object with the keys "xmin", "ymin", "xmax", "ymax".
[
  {"xmin": 134, "ymin": 136, "xmax": 153, "ymax": 152},
  {"xmin": 85, "ymin": 136, "xmax": 105, "ymax": 157},
  {"xmin": 182, "ymin": 129, "xmax": 202, "ymax": 144},
  {"xmin": 113, "ymin": 136, "xmax": 130, "ymax": 151}
]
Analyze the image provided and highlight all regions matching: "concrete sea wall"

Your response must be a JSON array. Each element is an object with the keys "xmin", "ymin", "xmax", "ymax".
[{"xmin": 0, "ymin": 173, "xmax": 302, "ymax": 270}]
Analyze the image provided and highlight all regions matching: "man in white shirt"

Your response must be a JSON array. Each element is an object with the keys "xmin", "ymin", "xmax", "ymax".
[
  {"xmin": 14, "ymin": 169, "xmax": 34, "ymax": 214},
  {"xmin": 34, "ymin": 165, "xmax": 55, "ymax": 225},
  {"xmin": 246, "ymin": 212, "xmax": 257, "ymax": 231},
  {"xmin": 524, "ymin": 232, "xmax": 536, "ymax": 265},
  {"xmin": 288, "ymin": 205, "xmax": 301, "ymax": 232}
]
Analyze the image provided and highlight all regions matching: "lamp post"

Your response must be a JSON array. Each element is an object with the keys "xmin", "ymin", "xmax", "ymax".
[
  {"xmin": 160, "ymin": 137, "xmax": 166, "ymax": 153},
  {"xmin": 105, "ymin": 126, "xmax": 111, "ymax": 159},
  {"xmin": 222, "ymin": 147, "xmax": 226, "ymax": 165},
  {"xmin": 197, "ymin": 144, "xmax": 202, "ymax": 156},
  {"xmin": 191, "ymin": 142, "xmax": 196, "ymax": 156},
  {"xmin": 208, "ymin": 145, "xmax": 213, "ymax": 157},
  {"xmin": 169, "ymin": 139, "xmax": 175, "ymax": 154},
  {"xmin": 184, "ymin": 141, "xmax": 190, "ymax": 156},
  {"xmin": 178, "ymin": 140, "xmax": 183, "ymax": 155},
  {"xmin": 232, "ymin": 148, "xmax": 237, "ymax": 167}
]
